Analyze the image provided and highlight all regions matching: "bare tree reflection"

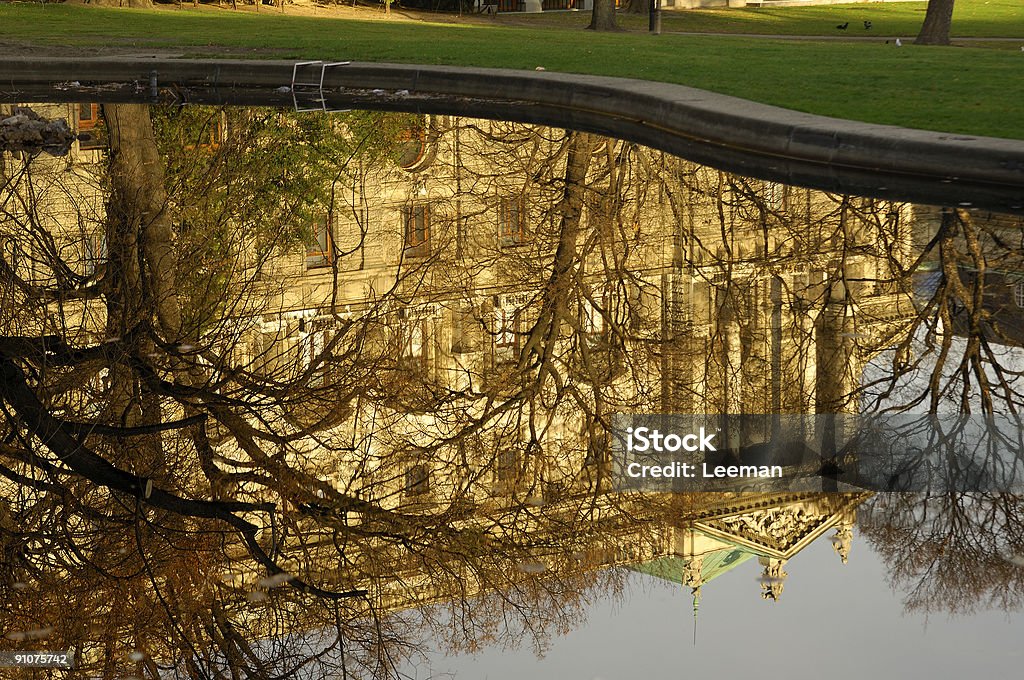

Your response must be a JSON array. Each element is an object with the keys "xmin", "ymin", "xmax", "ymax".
[
  {"xmin": 861, "ymin": 492, "xmax": 1024, "ymax": 614},
  {"xmin": 1, "ymin": 102, "xmax": 1024, "ymax": 677}
]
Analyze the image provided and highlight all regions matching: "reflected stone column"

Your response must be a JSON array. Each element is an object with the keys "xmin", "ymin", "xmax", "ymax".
[
  {"xmin": 815, "ymin": 289, "xmax": 857, "ymax": 416},
  {"xmin": 815, "ymin": 281, "xmax": 858, "ymax": 489},
  {"xmin": 715, "ymin": 286, "xmax": 743, "ymax": 452}
]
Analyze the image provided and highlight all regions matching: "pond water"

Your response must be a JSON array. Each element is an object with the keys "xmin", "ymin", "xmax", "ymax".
[{"xmin": 1, "ymin": 102, "xmax": 1022, "ymax": 679}]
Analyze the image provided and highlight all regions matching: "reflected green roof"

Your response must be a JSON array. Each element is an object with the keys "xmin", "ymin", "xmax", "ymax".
[{"xmin": 630, "ymin": 548, "xmax": 755, "ymax": 587}]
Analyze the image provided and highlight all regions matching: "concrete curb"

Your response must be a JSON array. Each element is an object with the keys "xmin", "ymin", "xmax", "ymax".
[{"xmin": 4, "ymin": 57, "xmax": 1024, "ymax": 205}]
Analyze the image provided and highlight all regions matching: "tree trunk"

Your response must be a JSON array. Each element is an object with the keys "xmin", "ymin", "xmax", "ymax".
[
  {"xmin": 588, "ymin": 0, "xmax": 619, "ymax": 31},
  {"xmin": 915, "ymin": 0, "xmax": 955, "ymax": 46},
  {"xmin": 622, "ymin": 0, "xmax": 646, "ymax": 14},
  {"xmin": 520, "ymin": 132, "xmax": 596, "ymax": 382},
  {"xmin": 102, "ymin": 104, "xmax": 182, "ymax": 345},
  {"xmin": 101, "ymin": 103, "xmax": 182, "ymax": 435}
]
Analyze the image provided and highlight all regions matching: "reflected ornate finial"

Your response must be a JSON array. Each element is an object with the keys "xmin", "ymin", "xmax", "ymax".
[
  {"xmin": 692, "ymin": 586, "xmax": 701, "ymax": 646},
  {"xmin": 758, "ymin": 558, "xmax": 788, "ymax": 601},
  {"xmin": 831, "ymin": 525, "xmax": 854, "ymax": 564}
]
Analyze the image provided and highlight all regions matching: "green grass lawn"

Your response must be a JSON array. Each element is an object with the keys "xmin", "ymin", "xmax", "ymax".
[
  {"xmin": 497, "ymin": 0, "xmax": 1024, "ymax": 38},
  {"xmin": 1, "ymin": 3, "xmax": 1023, "ymax": 139}
]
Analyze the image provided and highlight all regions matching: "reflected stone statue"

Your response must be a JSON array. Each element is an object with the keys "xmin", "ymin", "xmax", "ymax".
[
  {"xmin": 831, "ymin": 520, "xmax": 854, "ymax": 564},
  {"xmin": 682, "ymin": 556, "xmax": 704, "ymax": 588}
]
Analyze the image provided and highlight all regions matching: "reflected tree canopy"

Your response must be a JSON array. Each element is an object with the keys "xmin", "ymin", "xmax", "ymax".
[{"xmin": 1, "ymin": 102, "xmax": 1023, "ymax": 677}]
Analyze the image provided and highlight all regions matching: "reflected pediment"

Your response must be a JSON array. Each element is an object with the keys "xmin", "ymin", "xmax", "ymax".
[
  {"xmin": 692, "ymin": 494, "xmax": 867, "ymax": 559},
  {"xmin": 629, "ymin": 493, "xmax": 869, "ymax": 603}
]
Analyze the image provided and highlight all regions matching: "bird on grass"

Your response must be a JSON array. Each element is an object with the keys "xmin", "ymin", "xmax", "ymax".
[
  {"xmin": 895, "ymin": 38, "xmax": 902, "ymax": 47},
  {"xmin": 836, "ymin": 22, "xmax": 849, "ymax": 30},
  {"xmin": 864, "ymin": 20, "xmax": 872, "ymax": 30}
]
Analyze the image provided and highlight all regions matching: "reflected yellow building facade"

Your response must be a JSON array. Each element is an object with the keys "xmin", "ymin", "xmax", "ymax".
[{"xmin": 2, "ymin": 104, "xmax": 905, "ymax": 619}]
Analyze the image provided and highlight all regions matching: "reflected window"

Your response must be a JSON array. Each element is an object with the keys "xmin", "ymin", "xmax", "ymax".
[
  {"xmin": 450, "ymin": 305, "xmax": 483, "ymax": 354},
  {"xmin": 83, "ymin": 233, "xmax": 107, "ymax": 278},
  {"xmin": 395, "ymin": 119, "xmax": 437, "ymax": 171},
  {"xmin": 764, "ymin": 181, "xmax": 787, "ymax": 211},
  {"xmin": 396, "ymin": 124, "xmax": 424, "ymax": 168},
  {"xmin": 496, "ymin": 448, "xmax": 519, "ymax": 482},
  {"xmin": 405, "ymin": 464, "xmax": 430, "ymax": 497},
  {"xmin": 77, "ymin": 103, "xmax": 98, "ymax": 130},
  {"xmin": 495, "ymin": 308, "xmax": 517, "ymax": 349},
  {"xmin": 1015, "ymin": 282, "xmax": 1024, "ymax": 308},
  {"xmin": 403, "ymin": 204, "xmax": 430, "ymax": 258},
  {"xmin": 305, "ymin": 213, "xmax": 334, "ymax": 269},
  {"xmin": 581, "ymin": 296, "xmax": 604, "ymax": 337},
  {"xmin": 400, "ymin": 315, "xmax": 429, "ymax": 370},
  {"xmin": 298, "ymin": 320, "xmax": 329, "ymax": 386},
  {"xmin": 493, "ymin": 304, "xmax": 521, "ymax": 366},
  {"xmin": 76, "ymin": 103, "xmax": 104, "ymax": 150},
  {"xmin": 499, "ymin": 195, "xmax": 528, "ymax": 245}
]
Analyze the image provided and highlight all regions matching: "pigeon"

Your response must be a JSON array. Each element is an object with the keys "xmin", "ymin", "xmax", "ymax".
[
  {"xmin": 836, "ymin": 22, "xmax": 849, "ymax": 30},
  {"xmin": 895, "ymin": 38, "xmax": 902, "ymax": 47},
  {"xmin": 864, "ymin": 20, "xmax": 872, "ymax": 30}
]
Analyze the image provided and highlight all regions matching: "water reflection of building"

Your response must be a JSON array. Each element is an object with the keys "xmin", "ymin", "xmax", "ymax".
[
  {"xmin": 217, "ymin": 115, "xmax": 898, "ymax": 613},
  {"xmin": 3, "ymin": 104, "xmax": 895, "ymax": 619},
  {"xmin": 3, "ymin": 105, "xmax": 919, "ymax": 432},
  {"xmin": 4, "ymin": 103, "xmax": 913, "ymax": 511},
  {"xmin": 241, "ymin": 114, "xmax": 919, "ymax": 504}
]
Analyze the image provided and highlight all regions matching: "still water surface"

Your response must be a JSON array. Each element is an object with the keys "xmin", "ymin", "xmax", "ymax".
[{"xmin": 0, "ymin": 103, "xmax": 1021, "ymax": 679}]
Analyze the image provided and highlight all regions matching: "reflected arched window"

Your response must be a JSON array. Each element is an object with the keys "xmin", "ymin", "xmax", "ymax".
[{"xmin": 396, "ymin": 116, "xmax": 437, "ymax": 172}]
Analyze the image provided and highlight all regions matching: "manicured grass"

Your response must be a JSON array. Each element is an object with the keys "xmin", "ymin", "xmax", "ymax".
[
  {"xmin": 497, "ymin": 1, "xmax": 1024, "ymax": 38},
  {"xmin": 1, "ymin": 4, "xmax": 1023, "ymax": 139}
]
